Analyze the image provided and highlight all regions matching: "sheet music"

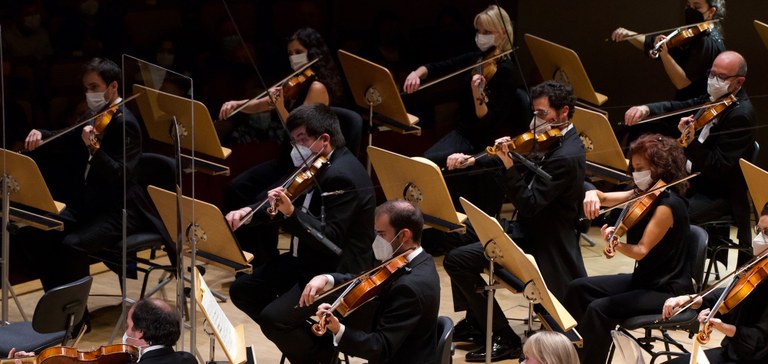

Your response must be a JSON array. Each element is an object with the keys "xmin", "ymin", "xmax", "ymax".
[{"xmin": 197, "ymin": 269, "xmax": 238, "ymax": 356}]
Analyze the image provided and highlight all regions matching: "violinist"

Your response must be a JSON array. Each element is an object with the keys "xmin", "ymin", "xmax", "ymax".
[
  {"xmin": 220, "ymin": 27, "xmax": 344, "ymax": 263},
  {"xmin": 444, "ymin": 81, "xmax": 586, "ymax": 362},
  {"xmin": 623, "ymin": 50, "xmax": 756, "ymax": 266},
  {"xmin": 219, "ymin": 27, "xmax": 343, "ymax": 123},
  {"xmin": 279, "ymin": 200, "xmax": 439, "ymax": 364},
  {"xmin": 226, "ymin": 104, "xmax": 375, "ymax": 338},
  {"xmin": 566, "ymin": 134, "xmax": 693, "ymax": 364},
  {"xmin": 15, "ymin": 58, "xmax": 156, "ymax": 296},
  {"xmin": 121, "ymin": 298, "xmax": 196, "ymax": 364},
  {"xmin": 610, "ymin": 0, "xmax": 725, "ymax": 101},
  {"xmin": 403, "ymin": 5, "xmax": 525, "ymax": 216},
  {"xmin": 661, "ymin": 202, "xmax": 768, "ymax": 364}
]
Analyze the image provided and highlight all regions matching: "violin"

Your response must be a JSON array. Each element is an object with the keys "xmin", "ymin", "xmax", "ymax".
[
  {"xmin": 233, "ymin": 152, "xmax": 329, "ymax": 229},
  {"xmin": 678, "ymin": 93, "xmax": 737, "ymax": 147},
  {"xmin": 604, "ymin": 180, "xmax": 666, "ymax": 258},
  {"xmin": 473, "ymin": 48, "xmax": 502, "ymax": 105},
  {"xmin": 694, "ymin": 252, "xmax": 768, "ymax": 344},
  {"xmin": 87, "ymin": 105, "xmax": 121, "ymax": 150},
  {"xmin": 1, "ymin": 345, "xmax": 138, "ymax": 364},
  {"xmin": 485, "ymin": 128, "xmax": 563, "ymax": 157},
  {"xmin": 649, "ymin": 20, "xmax": 717, "ymax": 58},
  {"xmin": 312, "ymin": 253, "xmax": 410, "ymax": 336},
  {"xmin": 267, "ymin": 153, "xmax": 328, "ymax": 217},
  {"xmin": 281, "ymin": 68, "xmax": 316, "ymax": 101}
]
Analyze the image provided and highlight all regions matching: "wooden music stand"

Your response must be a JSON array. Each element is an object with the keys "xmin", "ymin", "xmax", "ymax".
[
  {"xmin": 193, "ymin": 267, "xmax": 248, "ymax": 364},
  {"xmin": 367, "ymin": 146, "xmax": 465, "ymax": 233},
  {"xmin": 571, "ymin": 107, "xmax": 630, "ymax": 184},
  {"xmin": 459, "ymin": 197, "xmax": 580, "ymax": 343},
  {"xmin": 740, "ymin": 158, "xmax": 768, "ymax": 216},
  {"xmin": 0, "ymin": 149, "xmax": 65, "ymax": 322},
  {"xmin": 133, "ymin": 84, "xmax": 230, "ymax": 175},
  {"xmin": 147, "ymin": 185, "xmax": 252, "ymax": 274},
  {"xmin": 524, "ymin": 34, "xmax": 608, "ymax": 107},
  {"xmin": 337, "ymin": 50, "xmax": 421, "ymax": 136},
  {"xmin": 754, "ymin": 20, "xmax": 768, "ymax": 50}
]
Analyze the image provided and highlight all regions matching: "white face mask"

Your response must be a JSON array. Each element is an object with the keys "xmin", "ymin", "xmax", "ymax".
[
  {"xmin": 475, "ymin": 33, "xmax": 496, "ymax": 52},
  {"xmin": 529, "ymin": 116, "xmax": 553, "ymax": 134},
  {"xmin": 632, "ymin": 170, "xmax": 653, "ymax": 191},
  {"xmin": 290, "ymin": 144, "xmax": 314, "ymax": 167},
  {"xmin": 156, "ymin": 52, "xmax": 175, "ymax": 67},
  {"xmin": 707, "ymin": 76, "xmax": 730, "ymax": 100},
  {"xmin": 372, "ymin": 230, "xmax": 403, "ymax": 261},
  {"xmin": 753, "ymin": 232, "xmax": 768, "ymax": 256},
  {"xmin": 86, "ymin": 91, "xmax": 107, "ymax": 112},
  {"xmin": 289, "ymin": 53, "xmax": 309, "ymax": 71}
]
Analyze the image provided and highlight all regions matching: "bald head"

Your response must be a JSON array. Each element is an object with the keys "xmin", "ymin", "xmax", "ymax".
[{"xmin": 711, "ymin": 51, "xmax": 747, "ymax": 92}]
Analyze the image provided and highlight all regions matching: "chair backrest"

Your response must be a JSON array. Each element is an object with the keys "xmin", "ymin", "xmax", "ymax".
[
  {"xmin": 138, "ymin": 153, "xmax": 177, "ymax": 190},
  {"xmin": 330, "ymin": 106, "xmax": 363, "ymax": 158},
  {"xmin": 686, "ymin": 225, "xmax": 709, "ymax": 292},
  {"xmin": 32, "ymin": 276, "xmax": 92, "ymax": 335},
  {"xmin": 435, "ymin": 316, "xmax": 454, "ymax": 364}
]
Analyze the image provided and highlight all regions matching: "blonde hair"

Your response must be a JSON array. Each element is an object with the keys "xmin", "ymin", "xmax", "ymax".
[
  {"xmin": 523, "ymin": 332, "xmax": 579, "ymax": 364},
  {"xmin": 473, "ymin": 5, "xmax": 514, "ymax": 52}
]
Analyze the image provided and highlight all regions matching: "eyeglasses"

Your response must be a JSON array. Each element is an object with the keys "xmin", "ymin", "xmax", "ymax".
[
  {"xmin": 754, "ymin": 225, "xmax": 768, "ymax": 236},
  {"xmin": 706, "ymin": 69, "xmax": 745, "ymax": 82}
]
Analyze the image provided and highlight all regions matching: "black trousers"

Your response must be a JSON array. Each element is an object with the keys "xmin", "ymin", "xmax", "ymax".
[
  {"xmin": 443, "ymin": 241, "xmax": 520, "ymax": 344},
  {"xmin": 564, "ymin": 274, "xmax": 674, "ymax": 364}
]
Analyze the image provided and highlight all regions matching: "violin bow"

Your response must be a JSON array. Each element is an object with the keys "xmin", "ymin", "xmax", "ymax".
[
  {"xmin": 401, "ymin": 48, "xmax": 517, "ymax": 95},
  {"xmin": 621, "ymin": 97, "xmax": 735, "ymax": 126},
  {"xmin": 32, "ymin": 93, "xmax": 142, "ymax": 150},
  {"xmin": 595, "ymin": 172, "xmax": 699, "ymax": 217},
  {"xmin": 606, "ymin": 19, "xmax": 721, "ymax": 42},
  {"xmin": 220, "ymin": 57, "xmax": 321, "ymax": 121},
  {"xmin": 657, "ymin": 249, "xmax": 768, "ymax": 323}
]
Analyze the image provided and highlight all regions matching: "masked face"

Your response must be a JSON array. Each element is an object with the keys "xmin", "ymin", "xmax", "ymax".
[
  {"xmin": 156, "ymin": 51, "xmax": 175, "ymax": 67},
  {"xmin": 289, "ymin": 53, "xmax": 309, "ymax": 71},
  {"xmin": 753, "ymin": 232, "xmax": 768, "ymax": 256},
  {"xmin": 290, "ymin": 144, "xmax": 313, "ymax": 167},
  {"xmin": 529, "ymin": 116, "xmax": 552, "ymax": 134},
  {"xmin": 684, "ymin": 7, "xmax": 706, "ymax": 24},
  {"xmin": 707, "ymin": 75, "xmax": 730, "ymax": 100},
  {"xmin": 632, "ymin": 170, "xmax": 653, "ymax": 191},
  {"xmin": 372, "ymin": 230, "xmax": 403, "ymax": 261},
  {"xmin": 85, "ymin": 91, "xmax": 107, "ymax": 112},
  {"xmin": 475, "ymin": 33, "xmax": 496, "ymax": 52}
]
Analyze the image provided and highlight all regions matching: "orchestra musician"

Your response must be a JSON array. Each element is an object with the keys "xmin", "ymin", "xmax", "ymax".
[
  {"xmin": 610, "ymin": 0, "xmax": 725, "ymax": 101},
  {"xmin": 443, "ymin": 81, "xmax": 587, "ymax": 362},
  {"xmin": 16, "ymin": 58, "xmax": 156, "ymax": 295},
  {"xmin": 567, "ymin": 134, "xmax": 693, "ymax": 364},
  {"xmin": 220, "ymin": 27, "xmax": 345, "ymax": 264},
  {"xmin": 8, "ymin": 298, "xmax": 195, "ymax": 364},
  {"xmin": 403, "ymin": 4, "xmax": 526, "ymax": 216},
  {"xmin": 622, "ymin": 50, "xmax": 756, "ymax": 267},
  {"xmin": 259, "ymin": 200, "xmax": 439, "ymax": 364},
  {"xmin": 662, "ymin": 202, "xmax": 768, "ymax": 364},
  {"xmin": 225, "ymin": 104, "xmax": 375, "ymax": 335}
]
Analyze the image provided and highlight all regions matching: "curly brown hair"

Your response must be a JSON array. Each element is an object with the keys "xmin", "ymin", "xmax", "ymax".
[{"xmin": 627, "ymin": 134, "xmax": 689, "ymax": 195}]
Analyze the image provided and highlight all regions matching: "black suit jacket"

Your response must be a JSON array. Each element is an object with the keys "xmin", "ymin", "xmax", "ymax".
[
  {"xmin": 499, "ymin": 127, "xmax": 588, "ymax": 299},
  {"xmin": 250, "ymin": 146, "xmax": 376, "ymax": 278},
  {"xmin": 332, "ymin": 250, "xmax": 441, "ymax": 364},
  {"xmin": 138, "ymin": 347, "xmax": 197, "ymax": 364}
]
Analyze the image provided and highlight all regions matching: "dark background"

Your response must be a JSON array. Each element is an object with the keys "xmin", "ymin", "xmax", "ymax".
[{"xmin": 2, "ymin": 0, "xmax": 766, "ymax": 201}]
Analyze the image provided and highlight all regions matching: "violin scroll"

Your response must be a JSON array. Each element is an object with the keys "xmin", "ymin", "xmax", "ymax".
[
  {"xmin": 311, "ymin": 313, "xmax": 331, "ymax": 336},
  {"xmin": 696, "ymin": 321, "xmax": 713, "ymax": 344}
]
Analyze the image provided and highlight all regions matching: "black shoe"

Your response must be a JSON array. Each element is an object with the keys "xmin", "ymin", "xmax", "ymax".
[
  {"xmin": 452, "ymin": 318, "xmax": 483, "ymax": 344},
  {"xmin": 465, "ymin": 334, "xmax": 522, "ymax": 362}
]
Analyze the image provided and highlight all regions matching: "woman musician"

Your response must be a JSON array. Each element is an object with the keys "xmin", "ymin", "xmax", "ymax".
[
  {"xmin": 610, "ymin": 0, "xmax": 725, "ymax": 101},
  {"xmin": 403, "ymin": 4, "xmax": 526, "ymax": 166},
  {"xmin": 568, "ymin": 134, "xmax": 693, "ymax": 363},
  {"xmin": 662, "ymin": 202, "xmax": 768, "ymax": 364}
]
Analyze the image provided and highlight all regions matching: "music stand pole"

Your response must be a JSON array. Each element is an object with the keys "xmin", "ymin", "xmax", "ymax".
[
  {"xmin": 2, "ymin": 173, "xmax": 10, "ymax": 323},
  {"xmin": 484, "ymin": 249, "xmax": 497, "ymax": 364}
]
